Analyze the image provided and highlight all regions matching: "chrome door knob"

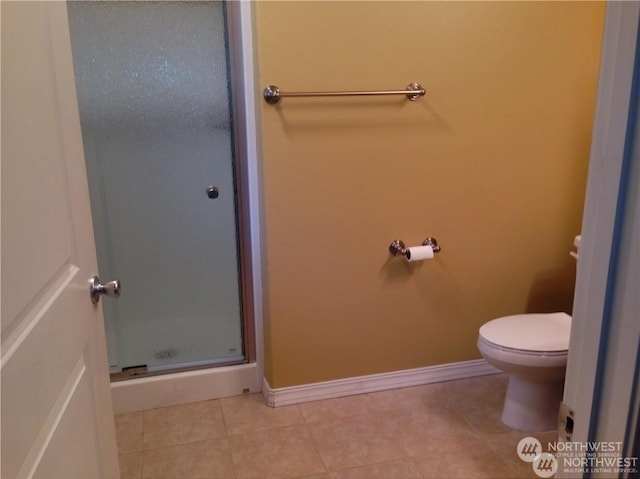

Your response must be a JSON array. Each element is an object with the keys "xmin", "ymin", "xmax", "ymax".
[{"xmin": 90, "ymin": 276, "xmax": 121, "ymax": 304}]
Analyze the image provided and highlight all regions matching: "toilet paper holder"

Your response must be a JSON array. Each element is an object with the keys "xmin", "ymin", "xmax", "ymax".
[{"xmin": 389, "ymin": 237, "xmax": 441, "ymax": 257}]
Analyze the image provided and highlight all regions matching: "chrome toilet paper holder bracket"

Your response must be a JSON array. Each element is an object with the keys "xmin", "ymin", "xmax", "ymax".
[{"xmin": 389, "ymin": 237, "xmax": 441, "ymax": 257}]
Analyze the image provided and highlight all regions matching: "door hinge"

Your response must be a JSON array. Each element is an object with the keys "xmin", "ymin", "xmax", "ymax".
[{"xmin": 558, "ymin": 401, "xmax": 575, "ymax": 441}]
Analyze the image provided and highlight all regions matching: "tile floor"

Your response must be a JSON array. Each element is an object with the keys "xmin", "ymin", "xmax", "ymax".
[{"xmin": 115, "ymin": 374, "xmax": 558, "ymax": 479}]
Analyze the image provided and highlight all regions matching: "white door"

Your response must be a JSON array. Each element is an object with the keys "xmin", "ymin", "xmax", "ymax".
[
  {"xmin": 560, "ymin": 1, "xmax": 639, "ymax": 472},
  {"xmin": 1, "ymin": 2, "xmax": 120, "ymax": 478}
]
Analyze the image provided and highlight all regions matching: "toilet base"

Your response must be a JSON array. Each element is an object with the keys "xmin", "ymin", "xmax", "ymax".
[{"xmin": 501, "ymin": 374, "xmax": 564, "ymax": 432}]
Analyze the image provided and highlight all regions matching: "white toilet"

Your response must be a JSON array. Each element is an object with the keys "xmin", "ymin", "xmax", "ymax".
[{"xmin": 478, "ymin": 312, "xmax": 572, "ymax": 432}]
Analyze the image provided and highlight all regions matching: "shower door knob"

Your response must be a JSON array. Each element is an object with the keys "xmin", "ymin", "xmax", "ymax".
[
  {"xmin": 206, "ymin": 186, "xmax": 219, "ymax": 199},
  {"xmin": 90, "ymin": 276, "xmax": 121, "ymax": 304}
]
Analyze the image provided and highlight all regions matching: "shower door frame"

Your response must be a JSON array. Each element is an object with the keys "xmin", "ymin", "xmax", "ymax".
[
  {"xmin": 227, "ymin": 0, "xmax": 257, "ymax": 367},
  {"xmin": 109, "ymin": 1, "xmax": 264, "ymax": 411}
]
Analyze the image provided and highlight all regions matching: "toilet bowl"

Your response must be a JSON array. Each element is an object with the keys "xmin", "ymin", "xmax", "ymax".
[{"xmin": 477, "ymin": 312, "xmax": 571, "ymax": 432}]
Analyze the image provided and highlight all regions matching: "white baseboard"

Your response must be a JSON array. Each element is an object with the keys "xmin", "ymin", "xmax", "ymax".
[{"xmin": 262, "ymin": 359, "xmax": 501, "ymax": 407}]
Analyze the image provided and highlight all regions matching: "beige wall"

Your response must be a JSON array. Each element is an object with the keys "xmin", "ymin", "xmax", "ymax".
[{"xmin": 254, "ymin": 1, "xmax": 605, "ymax": 388}]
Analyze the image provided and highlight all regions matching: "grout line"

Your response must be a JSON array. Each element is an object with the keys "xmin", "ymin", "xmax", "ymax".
[
  {"xmin": 134, "ymin": 435, "xmax": 230, "ymax": 454},
  {"xmin": 303, "ymin": 421, "xmax": 330, "ymax": 477}
]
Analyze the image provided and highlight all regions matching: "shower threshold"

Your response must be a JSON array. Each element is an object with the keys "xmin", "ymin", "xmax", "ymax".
[{"xmin": 110, "ymin": 354, "xmax": 246, "ymax": 382}]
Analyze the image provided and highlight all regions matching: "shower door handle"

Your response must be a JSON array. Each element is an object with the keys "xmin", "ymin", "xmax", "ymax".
[
  {"xmin": 206, "ymin": 186, "xmax": 219, "ymax": 199},
  {"xmin": 90, "ymin": 276, "xmax": 121, "ymax": 304}
]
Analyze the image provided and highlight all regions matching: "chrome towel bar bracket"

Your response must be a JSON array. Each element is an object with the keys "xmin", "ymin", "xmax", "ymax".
[{"xmin": 263, "ymin": 82, "xmax": 426, "ymax": 105}]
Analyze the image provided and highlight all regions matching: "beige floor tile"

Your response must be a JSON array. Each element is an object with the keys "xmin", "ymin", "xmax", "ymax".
[
  {"xmin": 221, "ymin": 393, "xmax": 304, "ymax": 435},
  {"xmin": 440, "ymin": 374, "xmax": 517, "ymax": 436},
  {"xmin": 458, "ymin": 402, "xmax": 517, "ymax": 435},
  {"xmin": 380, "ymin": 407, "xmax": 480, "ymax": 458},
  {"xmin": 142, "ymin": 399, "xmax": 227, "ymax": 450},
  {"xmin": 367, "ymin": 382, "xmax": 448, "ymax": 413},
  {"xmin": 413, "ymin": 436, "xmax": 516, "ymax": 478},
  {"xmin": 325, "ymin": 459, "xmax": 422, "ymax": 479},
  {"xmin": 119, "ymin": 452, "xmax": 142, "ymax": 479},
  {"xmin": 229, "ymin": 424, "xmax": 326, "ymax": 479},
  {"xmin": 299, "ymin": 394, "xmax": 374, "ymax": 423},
  {"xmin": 309, "ymin": 413, "xmax": 407, "ymax": 471},
  {"xmin": 141, "ymin": 437, "xmax": 235, "ymax": 479},
  {"xmin": 440, "ymin": 374, "xmax": 508, "ymax": 411},
  {"xmin": 115, "ymin": 411, "xmax": 144, "ymax": 454}
]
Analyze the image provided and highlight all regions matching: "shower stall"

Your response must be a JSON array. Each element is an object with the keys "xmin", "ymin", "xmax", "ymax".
[{"xmin": 67, "ymin": 1, "xmax": 261, "ymax": 407}]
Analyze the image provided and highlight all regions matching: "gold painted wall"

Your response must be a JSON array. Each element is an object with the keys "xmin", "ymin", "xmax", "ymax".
[{"xmin": 255, "ymin": 1, "xmax": 605, "ymax": 388}]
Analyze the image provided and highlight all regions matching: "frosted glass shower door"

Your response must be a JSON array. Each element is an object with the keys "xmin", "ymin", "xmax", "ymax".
[{"xmin": 68, "ymin": 2, "xmax": 244, "ymax": 374}]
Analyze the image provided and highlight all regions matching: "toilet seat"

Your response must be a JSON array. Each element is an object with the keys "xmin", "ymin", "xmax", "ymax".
[
  {"xmin": 478, "ymin": 336, "xmax": 568, "ymax": 357},
  {"xmin": 479, "ymin": 312, "xmax": 571, "ymax": 354},
  {"xmin": 478, "ymin": 336, "xmax": 569, "ymax": 370}
]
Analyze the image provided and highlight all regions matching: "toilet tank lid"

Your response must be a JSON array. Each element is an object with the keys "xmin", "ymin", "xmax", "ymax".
[{"xmin": 479, "ymin": 313, "xmax": 571, "ymax": 352}]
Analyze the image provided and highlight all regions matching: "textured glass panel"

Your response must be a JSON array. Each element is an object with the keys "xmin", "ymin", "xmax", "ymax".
[{"xmin": 68, "ymin": 1, "xmax": 243, "ymax": 372}]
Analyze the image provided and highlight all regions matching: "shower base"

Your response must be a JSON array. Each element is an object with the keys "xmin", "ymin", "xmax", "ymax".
[{"xmin": 110, "ymin": 362, "xmax": 261, "ymax": 413}]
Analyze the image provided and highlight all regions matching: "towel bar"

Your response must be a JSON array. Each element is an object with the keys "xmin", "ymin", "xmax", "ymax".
[{"xmin": 263, "ymin": 82, "xmax": 425, "ymax": 105}]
